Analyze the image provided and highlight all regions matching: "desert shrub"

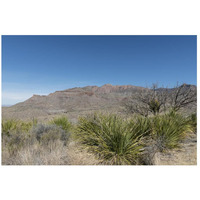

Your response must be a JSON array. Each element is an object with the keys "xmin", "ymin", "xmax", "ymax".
[
  {"xmin": 75, "ymin": 113, "xmax": 148, "ymax": 165},
  {"xmin": 2, "ymin": 130, "xmax": 31, "ymax": 156},
  {"xmin": 2, "ymin": 139, "xmax": 69, "ymax": 165},
  {"xmin": 151, "ymin": 111, "xmax": 192, "ymax": 152},
  {"xmin": 49, "ymin": 116, "xmax": 71, "ymax": 132},
  {"xmin": 2, "ymin": 119, "xmax": 18, "ymax": 136},
  {"xmin": 188, "ymin": 113, "xmax": 197, "ymax": 134},
  {"xmin": 2, "ymin": 119, "xmax": 35, "ymax": 136},
  {"xmin": 2, "ymin": 119, "xmax": 36, "ymax": 156},
  {"xmin": 128, "ymin": 116, "xmax": 152, "ymax": 139},
  {"xmin": 19, "ymin": 121, "xmax": 34, "ymax": 132},
  {"xmin": 32, "ymin": 124, "xmax": 70, "ymax": 147}
]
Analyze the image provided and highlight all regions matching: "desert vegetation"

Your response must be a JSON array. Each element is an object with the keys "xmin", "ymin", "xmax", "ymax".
[
  {"xmin": 2, "ymin": 117, "xmax": 71, "ymax": 165},
  {"xmin": 123, "ymin": 83, "xmax": 197, "ymax": 116},
  {"xmin": 1, "ymin": 83, "xmax": 197, "ymax": 165},
  {"xmin": 2, "ymin": 110, "xmax": 196, "ymax": 165}
]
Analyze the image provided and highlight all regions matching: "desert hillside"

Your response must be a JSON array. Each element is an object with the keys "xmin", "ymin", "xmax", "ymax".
[
  {"xmin": 2, "ymin": 84, "xmax": 196, "ymax": 121},
  {"xmin": 2, "ymin": 84, "xmax": 146, "ymax": 120}
]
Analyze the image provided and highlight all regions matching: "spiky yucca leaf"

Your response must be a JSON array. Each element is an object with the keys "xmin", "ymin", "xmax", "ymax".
[
  {"xmin": 128, "ymin": 116, "xmax": 152, "ymax": 139},
  {"xmin": 2, "ymin": 120, "xmax": 18, "ymax": 136},
  {"xmin": 188, "ymin": 113, "xmax": 197, "ymax": 134},
  {"xmin": 151, "ymin": 112, "xmax": 192, "ymax": 151},
  {"xmin": 2, "ymin": 119, "xmax": 34, "ymax": 136},
  {"xmin": 49, "ymin": 116, "xmax": 71, "ymax": 133},
  {"xmin": 75, "ymin": 113, "xmax": 148, "ymax": 165}
]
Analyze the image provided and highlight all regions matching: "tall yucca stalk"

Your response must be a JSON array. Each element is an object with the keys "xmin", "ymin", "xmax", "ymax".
[
  {"xmin": 151, "ymin": 111, "xmax": 192, "ymax": 151},
  {"xmin": 75, "ymin": 113, "xmax": 148, "ymax": 165}
]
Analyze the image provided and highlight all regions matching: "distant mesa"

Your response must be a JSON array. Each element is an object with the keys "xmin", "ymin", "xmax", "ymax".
[{"xmin": 2, "ymin": 83, "xmax": 196, "ymax": 121}]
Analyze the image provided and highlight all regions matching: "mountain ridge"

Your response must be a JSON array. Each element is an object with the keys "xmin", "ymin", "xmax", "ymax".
[{"xmin": 2, "ymin": 83, "xmax": 196, "ymax": 121}]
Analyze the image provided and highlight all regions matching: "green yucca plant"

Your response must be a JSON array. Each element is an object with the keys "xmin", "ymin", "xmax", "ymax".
[
  {"xmin": 2, "ymin": 119, "xmax": 18, "ymax": 136},
  {"xmin": 128, "ymin": 116, "xmax": 152, "ymax": 139},
  {"xmin": 49, "ymin": 116, "xmax": 71, "ymax": 133},
  {"xmin": 151, "ymin": 111, "xmax": 192, "ymax": 152},
  {"xmin": 188, "ymin": 113, "xmax": 197, "ymax": 134},
  {"xmin": 2, "ymin": 119, "xmax": 35, "ymax": 136},
  {"xmin": 75, "ymin": 113, "xmax": 149, "ymax": 165},
  {"xmin": 149, "ymin": 99, "xmax": 161, "ymax": 115}
]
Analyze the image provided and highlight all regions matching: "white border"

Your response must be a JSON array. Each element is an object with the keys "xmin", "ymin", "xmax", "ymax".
[{"xmin": 0, "ymin": 0, "xmax": 199, "ymax": 200}]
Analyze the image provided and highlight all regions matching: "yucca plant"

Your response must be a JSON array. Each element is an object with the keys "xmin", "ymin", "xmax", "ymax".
[
  {"xmin": 75, "ymin": 113, "xmax": 149, "ymax": 165},
  {"xmin": 151, "ymin": 111, "xmax": 192, "ymax": 152},
  {"xmin": 2, "ymin": 119, "xmax": 18, "ymax": 136},
  {"xmin": 149, "ymin": 99, "xmax": 161, "ymax": 115},
  {"xmin": 2, "ymin": 119, "xmax": 34, "ymax": 136},
  {"xmin": 188, "ymin": 113, "xmax": 197, "ymax": 134},
  {"xmin": 49, "ymin": 116, "xmax": 71, "ymax": 132},
  {"xmin": 128, "ymin": 116, "xmax": 152, "ymax": 139}
]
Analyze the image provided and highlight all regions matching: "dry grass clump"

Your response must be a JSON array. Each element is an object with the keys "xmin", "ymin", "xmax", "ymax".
[
  {"xmin": 2, "ymin": 140, "xmax": 69, "ymax": 165},
  {"xmin": 67, "ymin": 141, "xmax": 100, "ymax": 165},
  {"xmin": 2, "ymin": 118, "xmax": 71, "ymax": 165}
]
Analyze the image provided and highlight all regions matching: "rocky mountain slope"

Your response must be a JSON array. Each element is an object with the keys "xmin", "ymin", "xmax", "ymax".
[
  {"xmin": 2, "ymin": 84, "xmax": 146, "ymax": 121},
  {"xmin": 2, "ymin": 84, "xmax": 196, "ymax": 121}
]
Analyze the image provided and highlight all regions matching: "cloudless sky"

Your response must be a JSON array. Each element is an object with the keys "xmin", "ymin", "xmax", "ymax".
[{"xmin": 2, "ymin": 35, "xmax": 197, "ymax": 105}]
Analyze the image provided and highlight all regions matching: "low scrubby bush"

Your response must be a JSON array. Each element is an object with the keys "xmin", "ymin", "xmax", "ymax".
[
  {"xmin": 32, "ymin": 124, "xmax": 70, "ymax": 147},
  {"xmin": 2, "ymin": 119, "xmax": 37, "ymax": 156},
  {"xmin": 2, "ymin": 130, "xmax": 31, "ymax": 156}
]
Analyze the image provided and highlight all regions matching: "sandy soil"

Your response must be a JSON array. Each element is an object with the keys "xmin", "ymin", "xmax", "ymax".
[{"xmin": 154, "ymin": 133, "xmax": 197, "ymax": 165}]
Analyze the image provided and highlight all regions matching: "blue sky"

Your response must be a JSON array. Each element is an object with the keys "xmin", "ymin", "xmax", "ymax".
[{"xmin": 2, "ymin": 35, "xmax": 197, "ymax": 105}]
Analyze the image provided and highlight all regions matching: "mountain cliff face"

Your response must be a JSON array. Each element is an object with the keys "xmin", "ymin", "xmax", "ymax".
[
  {"xmin": 2, "ymin": 84, "xmax": 147, "ymax": 120},
  {"xmin": 2, "ymin": 84, "xmax": 196, "ymax": 121}
]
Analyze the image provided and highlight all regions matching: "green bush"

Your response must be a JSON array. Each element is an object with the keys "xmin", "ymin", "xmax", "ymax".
[
  {"xmin": 128, "ymin": 116, "xmax": 152, "ymax": 139},
  {"xmin": 151, "ymin": 111, "xmax": 192, "ymax": 152},
  {"xmin": 49, "ymin": 116, "xmax": 71, "ymax": 132},
  {"xmin": 188, "ymin": 113, "xmax": 197, "ymax": 134},
  {"xmin": 75, "ymin": 113, "xmax": 148, "ymax": 165},
  {"xmin": 2, "ymin": 119, "xmax": 35, "ymax": 136},
  {"xmin": 2, "ymin": 119, "xmax": 18, "ymax": 136}
]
